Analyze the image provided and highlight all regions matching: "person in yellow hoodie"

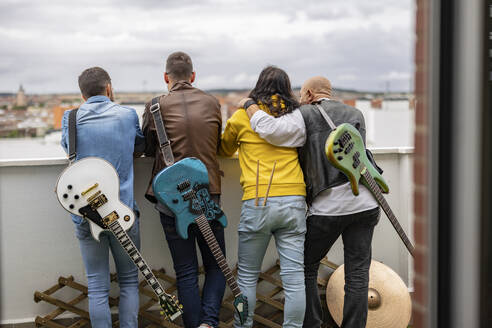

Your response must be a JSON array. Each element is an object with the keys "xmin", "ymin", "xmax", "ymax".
[{"xmin": 219, "ymin": 66, "xmax": 307, "ymax": 328}]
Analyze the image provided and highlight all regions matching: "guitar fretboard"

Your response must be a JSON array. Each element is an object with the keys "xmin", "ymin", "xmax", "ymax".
[
  {"xmin": 107, "ymin": 220, "xmax": 176, "ymax": 309},
  {"xmin": 361, "ymin": 168, "xmax": 415, "ymax": 257},
  {"xmin": 194, "ymin": 215, "xmax": 242, "ymax": 298}
]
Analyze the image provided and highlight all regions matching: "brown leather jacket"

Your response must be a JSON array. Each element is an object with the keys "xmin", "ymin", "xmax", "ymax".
[{"xmin": 142, "ymin": 81, "xmax": 223, "ymax": 203}]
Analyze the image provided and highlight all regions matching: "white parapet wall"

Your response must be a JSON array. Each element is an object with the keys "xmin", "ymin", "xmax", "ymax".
[{"xmin": 0, "ymin": 149, "xmax": 413, "ymax": 323}]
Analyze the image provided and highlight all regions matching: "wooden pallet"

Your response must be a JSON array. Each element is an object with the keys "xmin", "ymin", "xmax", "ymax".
[
  {"xmin": 34, "ymin": 259, "xmax": 339, "ymax": 328},
  {"xmin": 34, "ymin": 274, "xmax": 119, "ymax": 328}
]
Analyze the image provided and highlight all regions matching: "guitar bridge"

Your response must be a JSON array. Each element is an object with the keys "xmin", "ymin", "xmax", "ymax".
[
  {"xmin": 103, "ymin": 211, "xmax": 119, "ymax": 226},
  {"xmin": 87, "ymin": 190, "xmax": 102, "ymax": 203},
  {"xmin": 89, "ymin": 194, "xmax": 108, "ymax": 210},
  {"xmin": 177, "ymin": 180, "xmax": 191, "ymax": 192},
  {"xmin": 338, "ymin": 131, "xmax": 352, "ymax": 148},
  {"xmin": 344, "ymin": 142, "xmax": 354, "ymax": 154}
]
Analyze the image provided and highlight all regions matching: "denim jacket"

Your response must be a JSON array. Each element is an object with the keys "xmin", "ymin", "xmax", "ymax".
[{"xmin": 61, "ymin": 95, "xmax": 145, "ymax": 223}]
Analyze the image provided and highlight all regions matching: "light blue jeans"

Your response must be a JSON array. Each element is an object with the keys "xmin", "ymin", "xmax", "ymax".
[
  {"xmin": 75, "ymin": 217, "xmax": 140, "ymax": 328},
  {"xmin": 235, "ymin": 195, "xmax": 307, "ymax": 328}
]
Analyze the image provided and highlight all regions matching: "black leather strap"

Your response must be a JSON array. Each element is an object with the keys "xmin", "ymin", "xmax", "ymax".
[
  {"xmin": 68, "ymin": 108, "xmax": 79, "ymax": 163},
  {"xmin": 150, "ymin": 97, "xmax": 175, "ymax": 166},
  {"xmin": 243, "ymin": 99, "xmax": 256, "ymax": 110}
]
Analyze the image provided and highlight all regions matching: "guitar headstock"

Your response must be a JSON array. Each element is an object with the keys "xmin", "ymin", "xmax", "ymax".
[
  {"xmin": 233, "ymin": 294, "xmax": 249, "ymax": 325},
  {"xmin": 159, "ymin": 294, "xmax": 183, "ymax": 321}
]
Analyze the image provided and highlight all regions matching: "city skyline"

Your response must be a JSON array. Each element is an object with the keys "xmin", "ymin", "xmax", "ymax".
[{"xmin": 0, "ymin": 0, "xmax": 414, "ymax": 94}]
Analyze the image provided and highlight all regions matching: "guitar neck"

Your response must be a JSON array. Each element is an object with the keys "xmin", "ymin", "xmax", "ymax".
[
  {"xmin": 194, "ymin": 215, "xmax": 242, "ymax": 298},
  {"xmin": 107, "ymin": 221, "xmax": 169, "ymax": 298},
  {"xmin": 361, "ymin": 168, "xmax": 415, "ymax": 257}
]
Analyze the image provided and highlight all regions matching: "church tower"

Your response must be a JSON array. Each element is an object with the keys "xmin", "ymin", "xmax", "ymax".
[{"xmin": 15, "ymin": 84, "xmax": 27, "ymax": 107}]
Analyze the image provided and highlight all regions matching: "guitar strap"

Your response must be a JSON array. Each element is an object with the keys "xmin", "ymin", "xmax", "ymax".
[
  {"xmin": 68, "ymin": 108, "xmax": 79, "ymax": 164},
  {"xmin": 315, "ymin": 103, "xmax": 337, "ymax": 130},
  {"xmin": 150, "ymin": 97, "xmax": 175, "ymax": 166}
]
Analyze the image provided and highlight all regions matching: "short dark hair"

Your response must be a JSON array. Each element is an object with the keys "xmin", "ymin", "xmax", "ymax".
[
  {"xmin": 78, "ymin": 67, "xmax": 111, "ymax": 99},
  {"xmin": 249, "ymin": 66, "xmax": 299, "ymax": 117},
  {"xmin": 166, "ymin": 52, "xmax": 193, "ymax": 81}
]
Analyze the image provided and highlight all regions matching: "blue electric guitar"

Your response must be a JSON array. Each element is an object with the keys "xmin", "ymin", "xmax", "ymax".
[{"xmin": 153, "ymin": 158, "xmax": 248, "ymax": 324}]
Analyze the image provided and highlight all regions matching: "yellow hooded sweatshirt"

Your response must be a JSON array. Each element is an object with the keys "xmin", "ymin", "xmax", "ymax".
[{"xmin": 218, "ymin": 98, "xmax": 306, "ymax": 201}]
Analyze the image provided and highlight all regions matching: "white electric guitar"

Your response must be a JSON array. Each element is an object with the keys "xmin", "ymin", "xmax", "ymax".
[
  {"xmin": 55, "ymin": 157, "xmax": 183, "ymax": 321},
  {"xmin": 55, "ymin": 157, "xmax": 134, "ymax": 240}
]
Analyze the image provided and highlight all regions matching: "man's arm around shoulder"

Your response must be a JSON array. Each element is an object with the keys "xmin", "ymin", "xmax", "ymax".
[{"xmin": 248, "ymin": 104, "xmax": 307, "ymax": 148}]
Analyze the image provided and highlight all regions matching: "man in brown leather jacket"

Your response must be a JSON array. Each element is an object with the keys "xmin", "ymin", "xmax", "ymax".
[{"xmin": 142, "ymin": 52, "xmax": 225, "ymax": 328}]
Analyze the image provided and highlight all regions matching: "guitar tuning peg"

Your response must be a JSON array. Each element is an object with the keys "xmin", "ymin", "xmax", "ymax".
[{"xmin": 179, "ymin": 304, "xmax": 184, "ymax": 309}]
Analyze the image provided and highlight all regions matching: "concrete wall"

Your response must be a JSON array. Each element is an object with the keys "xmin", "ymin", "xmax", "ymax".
[
  {"xmin": 0, "ymin": 151, "xmax": 413, "ymax": 323},
  {"xmin": 355, "ymin": 100, "xmax": 415, "ymax": 148}
]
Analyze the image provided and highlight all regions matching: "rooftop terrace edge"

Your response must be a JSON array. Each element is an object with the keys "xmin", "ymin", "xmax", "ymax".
[{"xmin": 0, "ymin": 147, "xmax": 414, "ymax": 168}]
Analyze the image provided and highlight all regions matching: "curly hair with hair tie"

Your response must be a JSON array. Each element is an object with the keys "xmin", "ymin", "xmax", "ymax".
[{"xmin": 248, "ymin": 66, "xmax": 299, "ymax": 117}]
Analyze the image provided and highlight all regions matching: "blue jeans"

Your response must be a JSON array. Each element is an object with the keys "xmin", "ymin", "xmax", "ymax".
[
  {"xmin": 235, "ymin": 196, "xmax": 307, "ymax": 328},
  {"xmin": 160, "ymin": 212, "xmax": 226, "ymax": 328},
  {"xmin": 74, "ymin": 216, "xmax": 140, "ymax": 328}
]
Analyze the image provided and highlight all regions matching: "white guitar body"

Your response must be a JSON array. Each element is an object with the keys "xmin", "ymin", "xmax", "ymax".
[{"xmin": 55, "ymin": 157, "xmax": 135, "ymax": 241}]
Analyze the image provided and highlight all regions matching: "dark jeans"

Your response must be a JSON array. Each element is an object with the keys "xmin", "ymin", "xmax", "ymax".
[
  {"xmin": 160, "ymin": 210, "xmax": 226, "ymax": 328},
  {"xmin": 303, "ymin": 207, "xmax": 380, "ymax": 328}
]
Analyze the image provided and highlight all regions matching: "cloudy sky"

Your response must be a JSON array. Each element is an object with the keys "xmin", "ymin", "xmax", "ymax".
[{"xmin": 0, "ymin": 0, "xmax": 414, "ymax": 94}]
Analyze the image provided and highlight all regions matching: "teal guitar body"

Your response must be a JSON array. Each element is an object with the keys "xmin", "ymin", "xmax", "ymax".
[{"xmin": 152, "ymin": 158, "xmax": 227, "ymax": 239}]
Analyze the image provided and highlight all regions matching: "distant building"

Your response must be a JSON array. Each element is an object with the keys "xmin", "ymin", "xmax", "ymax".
[
  {"xmin": 371, "ymin": 98, "xmax": 383, "ymax": 109},
  {"xmin": 343, "ymin": 99, "xmax": 356, "ymax": 107},
  {"xmin": 15, "ymin": 84, "xmax": 27, "ymax": 107},
  {"xmin": 52, "ymin": 106, "xmax": 74, "ymax": 129}
]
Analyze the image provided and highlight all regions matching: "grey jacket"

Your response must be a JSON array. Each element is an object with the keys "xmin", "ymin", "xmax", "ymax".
[{"xmin": 298, "ymin": 99, "xmax": 367, "ymax": 204}]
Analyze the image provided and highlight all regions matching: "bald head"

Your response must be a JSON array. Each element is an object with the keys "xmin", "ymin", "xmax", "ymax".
[{"xmin": 300, "ymin": 76, "xmax": 332, "ymax": 105}]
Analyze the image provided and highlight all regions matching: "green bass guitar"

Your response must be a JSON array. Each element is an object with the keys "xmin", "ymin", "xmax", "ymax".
[{"xmin": 325, "ymin": 123, "xmax": 415, "ymax": 257}]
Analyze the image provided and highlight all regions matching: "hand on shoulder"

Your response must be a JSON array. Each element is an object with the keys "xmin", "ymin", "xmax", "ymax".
[{"xmin": 237, "ymin": 98, "xmax": 260, "ymax": 119}]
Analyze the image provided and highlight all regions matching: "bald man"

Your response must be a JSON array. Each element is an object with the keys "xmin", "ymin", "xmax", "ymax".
[{"xmin": 241, "ymin": 76, "xmax": 380, "ymax": 328}]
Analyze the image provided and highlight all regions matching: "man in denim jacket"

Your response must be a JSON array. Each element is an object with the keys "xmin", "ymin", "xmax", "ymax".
[{"xmin": 61, "ymin": 67, "xmax": 145, "ymax": 328}]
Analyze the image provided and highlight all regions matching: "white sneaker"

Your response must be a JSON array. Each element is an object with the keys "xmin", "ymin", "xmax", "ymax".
[{"xmin": 198, "ymin": 324, "xmax": 213, "ymax": 328}]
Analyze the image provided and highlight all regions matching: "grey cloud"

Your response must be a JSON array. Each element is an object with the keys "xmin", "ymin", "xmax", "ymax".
[{"xmin": 0, "ymin": 0, "xmax": 414, "ymax": 93}]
